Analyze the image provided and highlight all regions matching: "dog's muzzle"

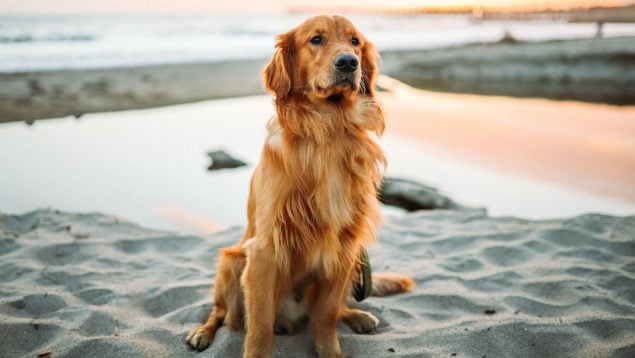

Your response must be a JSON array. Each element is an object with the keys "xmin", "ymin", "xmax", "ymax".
[{"xmin": 334, "ymin": 53, "xmax": 358, "ymax": 73}]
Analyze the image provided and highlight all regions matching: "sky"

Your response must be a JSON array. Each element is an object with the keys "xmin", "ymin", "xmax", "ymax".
[{"xmin": 0, "ymin": 0, "xmax": 633, "ymax": 14}]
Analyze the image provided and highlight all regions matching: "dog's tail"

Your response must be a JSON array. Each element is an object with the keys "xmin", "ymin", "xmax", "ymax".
[{"xmin": 371, "ymin": 273, "xmax": 415, "ymax": 297}]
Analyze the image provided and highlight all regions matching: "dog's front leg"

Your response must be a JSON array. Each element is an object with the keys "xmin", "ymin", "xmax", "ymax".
[
  {"xmin": 241, "ymin": 242, "xmax": 281, "ymax": 358},
  {"xmin": 311, "ymin": 263, "xmax": 354, "ymax": 358}
]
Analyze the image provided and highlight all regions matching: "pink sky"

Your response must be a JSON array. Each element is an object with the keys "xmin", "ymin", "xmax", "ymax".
[{"xmin": 1, "ymin": 0, "xmax": 633, "ymax": 14}]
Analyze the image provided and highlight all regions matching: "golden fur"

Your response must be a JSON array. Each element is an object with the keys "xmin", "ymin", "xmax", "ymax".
[{"xmin": 186, "ymin": 15, "xmax": 414, "ymax": 358}]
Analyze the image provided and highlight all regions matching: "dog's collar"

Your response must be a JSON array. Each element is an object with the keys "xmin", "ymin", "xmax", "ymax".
[{"xmin": 353, "ymin": 247, "xmax": 372, "ymax": 302}]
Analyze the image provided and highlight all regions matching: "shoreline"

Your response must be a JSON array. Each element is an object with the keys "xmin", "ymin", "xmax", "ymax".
[
  {"xmin": 2, "ymin": 36, "xmax": 635, "ymax": 123},
  {"xmin": 0, "ymin": 58, "xmax": 267, "ymax": 123},
  {"xmin": 381, "ymin": 36, "xmax": 635, "ymax": 106}
]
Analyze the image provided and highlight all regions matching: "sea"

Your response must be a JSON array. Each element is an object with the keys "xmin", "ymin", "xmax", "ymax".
[{"xmin": 2, "ymin": 13, "xmax": 635, "ymax": 73}]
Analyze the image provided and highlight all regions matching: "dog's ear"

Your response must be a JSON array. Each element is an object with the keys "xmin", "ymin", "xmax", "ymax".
[
  {"xmin": 361, "ymin": 40, "xmax": 379, "ymax": 96},
  {"xmin": 263, "ymin": 33, "xmax": 294, "ymax": 99}
]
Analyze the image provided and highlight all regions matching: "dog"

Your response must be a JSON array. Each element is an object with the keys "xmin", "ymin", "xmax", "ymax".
[{"xmin": 186, "ymin": 15, "xmax": 414, "ymax": 357}]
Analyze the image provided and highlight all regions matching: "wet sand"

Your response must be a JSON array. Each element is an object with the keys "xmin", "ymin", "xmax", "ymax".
[
  {"xmin": 0, "ymin": 59, "xmax": 267, "ymax": 123},
  {"xmin": 381, "ymin": 36, "xmax": 635, "ymax": 105}
]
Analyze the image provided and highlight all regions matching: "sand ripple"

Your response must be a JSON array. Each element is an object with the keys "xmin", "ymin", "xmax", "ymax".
[{"xmin": 1, "ymin": 208, "xmax": 634, "ymax": 357}]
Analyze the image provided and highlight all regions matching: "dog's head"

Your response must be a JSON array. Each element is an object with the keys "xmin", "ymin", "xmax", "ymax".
[{"xmin": 263, "ymin": 15, "xmax": 379, "ymax": 103}]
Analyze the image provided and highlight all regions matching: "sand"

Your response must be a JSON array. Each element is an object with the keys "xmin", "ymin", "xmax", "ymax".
[
  {"xmin": 0, "ymin": 59, "xmax": 267, "ymax": 123},
  {"xmin": 1, "ymin": 208, "xmax": 634, "ymax": 357},
  {"xmin": 381, "ymin": 36, "xmax": 635, "ymax": 105}
]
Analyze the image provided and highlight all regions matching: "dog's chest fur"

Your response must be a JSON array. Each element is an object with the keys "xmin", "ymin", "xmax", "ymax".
[
  {"xmin": 273, "ymin": 130, "xmax": 374, "ymax": 224},
  {"xmin": 265, "ymin": 117, "xmax": 380, "ymax": 277}
]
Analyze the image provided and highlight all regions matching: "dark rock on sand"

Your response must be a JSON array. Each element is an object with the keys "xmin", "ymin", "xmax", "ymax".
[
  {"xmin": 207, "ymin": 150, "xmax": 247, "ymax": 171},
  {"xmin": 380, "ymin": 177, "xmax": 465, "ymax": 211}
]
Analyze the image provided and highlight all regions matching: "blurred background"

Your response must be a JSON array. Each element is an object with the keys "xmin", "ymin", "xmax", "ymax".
[{"xmin": 1, "ymin": 0, "xmax": 634, "ymax": 233}]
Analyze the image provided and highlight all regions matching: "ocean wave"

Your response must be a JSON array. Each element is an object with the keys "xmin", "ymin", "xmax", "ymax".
[
  {"xmin": 0, "ymin": 34, "xmax": 96, "ymax": 44},
  {"xmin": 1, "ymin": 14, "xmax": 635, "ymax": 73}
]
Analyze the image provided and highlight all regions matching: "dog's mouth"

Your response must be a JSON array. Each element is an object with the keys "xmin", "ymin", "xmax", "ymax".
[
  {"xmin": 317, "ymin": 79, "xmax": 357, "ymax": 91},
  {"xmin": 315, "ymin": 75, "xmax": 359, "ymax": 100},
  {"xmin": 332, "ymin": 73, "xmax": 358, "ymax": 91}
]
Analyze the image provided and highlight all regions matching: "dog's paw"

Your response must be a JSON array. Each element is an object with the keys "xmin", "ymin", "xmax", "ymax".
[
  {"xmin": 316, "ymin": 342, "xmax": 343, "ymax": 358},
  {"xmin": 186, "ymin": 326, "xmax": 214, "ymax": 351},
  {"xmin": 342, "ymin": 309, "xmax": 379, "ymax": 334}
]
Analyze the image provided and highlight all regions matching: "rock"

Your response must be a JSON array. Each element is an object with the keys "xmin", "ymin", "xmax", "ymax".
[
  {"xmin": 206, "ymin": 150, "xmax": 247, "ymax": 171},
  {"xmin": 379, "ymin": 177, "xmax": 464, "ymax": 211},
  {"xmin": 499, "ymin": 30, "xmax": 519, "ymax": 44}
]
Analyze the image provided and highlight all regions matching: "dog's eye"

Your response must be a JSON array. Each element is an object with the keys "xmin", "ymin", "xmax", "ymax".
[
  {"xmin": 310, "ymin": 35, "xmax": 323, "ymax": 45},
  {"xmin": 351, "ymin": 36, "xmax": 360, "ymax": 46}
]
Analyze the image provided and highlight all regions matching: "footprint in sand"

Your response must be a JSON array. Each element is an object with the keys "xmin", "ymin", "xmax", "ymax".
[
  {"xmin": 78, "ymin": 311, "xmax": 119, "ymax": 337},
  {"xmin": 0, "ymin": 293, "xmax": 66, "ymax": 317},
  {"xmin": 114, "ymin": 235, "xmax": 203, "ymax": 254},
  {"xmin": 0, "ymin": 323, "xmax": 60, "ymax": 356},
  {"xmin": 482, "ymin": 246, "xmax": 532, "ymax": 267},
  {"xmin": 142, "ymin": 285, "xmax": 208, "ymax": 318},
  {"xmin": 35, "ymin": 242, "xmax": 93, "ymax": 266},
  {"xmin": 75, "ymin": 288, "xmax": 117, "ymax": 306}
]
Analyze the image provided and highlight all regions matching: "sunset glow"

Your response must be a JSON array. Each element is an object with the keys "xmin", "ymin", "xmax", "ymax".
[
  {"xmin": 1, "ymin": 0, "xmax": 633, "ymax": 14},
  {"xmin": 359, "ymin": 0, "xmax": 633, "ymax": 11}
]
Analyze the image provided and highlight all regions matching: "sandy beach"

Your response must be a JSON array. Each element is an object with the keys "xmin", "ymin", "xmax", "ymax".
[
  {"xmin": 1, "ymin": 208, "xmax": 633, "ymax": 357},
  {"xmin": 0, "ymin": 59, "xmax": 267, "ymax": 124},
  {"xmin": 2, "ymin": 32, "xmax": 635, "ymax": 357},
  {"xmin": 381, "ymin": 36, "xmax": 635, "ymax": 105}
]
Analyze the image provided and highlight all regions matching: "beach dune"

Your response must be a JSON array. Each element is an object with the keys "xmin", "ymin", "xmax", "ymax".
[{"xmin": 1, "ymin": 208, "xmax": 633, "ymax": 357}]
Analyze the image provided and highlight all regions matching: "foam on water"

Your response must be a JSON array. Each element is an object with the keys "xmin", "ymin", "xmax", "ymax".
[{"xmin": 2, "ymin": 13, "xmax": 635, "ymax": 73}]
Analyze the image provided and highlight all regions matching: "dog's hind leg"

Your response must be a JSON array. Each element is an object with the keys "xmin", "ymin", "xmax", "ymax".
[
  {"xmin": 186, "ymin": 304, "xmax": 226, "ymax": 351},
  {"xmin": 186, "ymin": 246, "xmax": 246, "ymax": 351},
  {"xmin": 341, "ymin": 268, "xmax": 414, "ymax": 334}
]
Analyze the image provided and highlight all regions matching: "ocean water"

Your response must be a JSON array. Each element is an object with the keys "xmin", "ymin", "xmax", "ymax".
[{"xmin": 1, "ymin": 13, "xmax": 635, "ymax": 73}]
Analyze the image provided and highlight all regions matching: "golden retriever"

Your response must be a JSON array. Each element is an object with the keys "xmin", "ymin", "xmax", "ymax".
[{"xmin": 186, "ymin": 15, "xmax": 414, "ymax": 358}]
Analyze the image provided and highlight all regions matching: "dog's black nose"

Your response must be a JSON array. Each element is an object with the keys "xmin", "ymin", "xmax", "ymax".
[{"xmin": 334, "ymin": 53, "xmax": 358, "ymax": 73}]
